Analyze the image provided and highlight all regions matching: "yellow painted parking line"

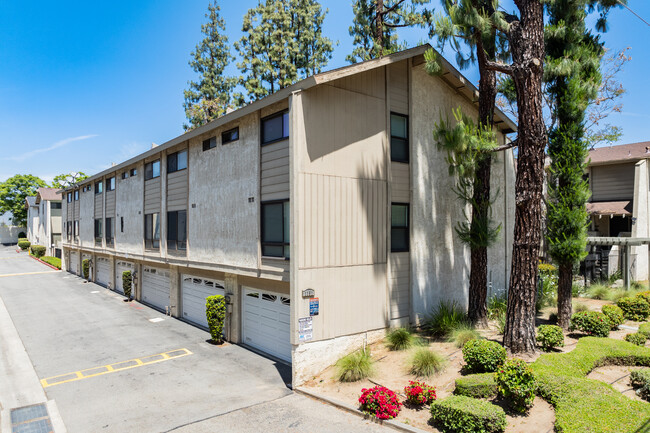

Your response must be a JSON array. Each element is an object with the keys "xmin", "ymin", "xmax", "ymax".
[
  {"xmin": 40, "ymin": 348, "xmax": 192, "ymax": 388},
  {"xmin": 0, "ymin": 270, "xmax": 60, "ymax": 278}
]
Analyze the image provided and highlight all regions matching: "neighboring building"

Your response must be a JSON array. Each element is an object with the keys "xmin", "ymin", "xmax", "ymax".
[
  {"xmin": 587, "ymin": 141, "xmax": 650, "ymax": 281},
  {"xmin": 32, "ymin": 188, "xmax": 63, "ymax": 257},
  {"xmin": 0, "ymin": 211, "xmax": 25, "ymax": 245},
  {"xmin": 61, "ymin": 45, "xmax": 516, "ymax": 385}
]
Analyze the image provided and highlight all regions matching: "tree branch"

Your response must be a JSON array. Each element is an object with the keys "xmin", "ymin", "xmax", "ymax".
[
  {"xmin": 484, "ymin": 59, "xmax": 513, "ymax": 75},
  {"xmin": 491, "ymin": 138, "xmax": 518, "ymax": 153}
]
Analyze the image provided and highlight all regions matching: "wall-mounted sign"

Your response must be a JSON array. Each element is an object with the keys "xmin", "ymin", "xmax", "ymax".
[
  {"xmin": 309, "ymin": 298, "xmax": 319, "ymax": 316},
  {"xmin": 298, "ymin": 317, "xmax": 313, "ymax": 342},
  {"xmin": 302, "ymin": 288, "xmax": 315, "ymax": 298}
]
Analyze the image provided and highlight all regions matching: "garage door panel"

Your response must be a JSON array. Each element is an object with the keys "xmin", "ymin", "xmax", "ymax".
[
  {"xmin": 242, "ymin": 287, "xmax": 291, "ymax": 363},
  {"xmin": 181, "ymin": 276, "xmax": 224, "ymax": 330},
  {"xmin": 141, "ymin": 267, "xmax": 170, "ymax": 312},
  {"xmin": 96, "ymin": 257, "xmax": 110, "ymax": 287},
  {"xmin": 115, "ymin": 261, "xmax": 134, "ymax": 294},
  {"xmin": 69, "ymin": 252, "xmax": 78, "ymax": 274}
]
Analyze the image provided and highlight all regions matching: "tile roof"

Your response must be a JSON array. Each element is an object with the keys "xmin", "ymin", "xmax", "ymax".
[
  {"xmin": 589, "ymin": 141, "xmax": 650, "ymax": 165},
  {"xmin": 35, "ymin": 187, "xmax": 62, "ymax": 203},
  {"xmin": 586, "ymin": 200, "xmax": 633, "ymax": 216}
]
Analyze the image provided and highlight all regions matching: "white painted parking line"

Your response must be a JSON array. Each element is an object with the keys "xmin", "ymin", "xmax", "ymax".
[
  {"xmin": 149, "ymin": 318, "xmax": 165, "ymax": 323},
  {"xmin": 90, "ymin": 291, "xmax": 100, "ymax": 294}
]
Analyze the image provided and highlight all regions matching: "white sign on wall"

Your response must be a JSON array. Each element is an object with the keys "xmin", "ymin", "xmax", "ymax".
[{"xmin": 298, "ymin": 317, "xmax": 313, "ymax": 342}]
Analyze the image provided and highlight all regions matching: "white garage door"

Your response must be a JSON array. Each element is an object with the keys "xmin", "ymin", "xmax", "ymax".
[
  {"xmin": 69, "ymin": 252, "xmax": 78, "ymax": 275},
  {"xmin": 141, "ymin": 267, "xmax": 170, "ymax": 312},
  {"xmin": 242, "ymin": 287, "xmax": 291, "ymax": 363},
  {"xmin": 182, "ymin": 276, "xmax": 225, "ymax": 330},
  {"xmin": 96, "ymin": 257, "xmax": 110, "ymax": 287},
  {"xmin": 115, "ymin": 261, "xmax": 134, "ymax": 294}
]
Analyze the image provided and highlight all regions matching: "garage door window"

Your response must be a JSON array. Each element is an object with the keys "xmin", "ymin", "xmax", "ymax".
[{"xmin": 261, "ymin": 201, "xmax": 289, "ymax": 259}]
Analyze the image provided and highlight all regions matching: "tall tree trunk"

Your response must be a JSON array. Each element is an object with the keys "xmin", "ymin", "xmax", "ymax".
[
  {"xmin": 503, "ymin": 0, "xmax": 547, "ymax": 353},
  {"xmin": 468, "ymin": 22, "xmax": 497, "ymax": 328},
  {"xmin": 376, "ymin": 0, "xmax": 384, "ymax": 54},
  {"xmin": 557, "ymin": 263, "xmax": 573, "ymax": 329}
]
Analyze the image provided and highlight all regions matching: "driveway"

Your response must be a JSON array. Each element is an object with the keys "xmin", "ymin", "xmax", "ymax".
[{"xmin": 0, "ymin": 246, "xmax": 385, "ymax": 433}]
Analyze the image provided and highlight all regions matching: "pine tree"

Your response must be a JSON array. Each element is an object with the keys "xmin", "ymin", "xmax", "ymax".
[
  {"xmin": 347, "ymin": 0, "xmax": 432, "ymax": 63},
  {"xmin": 183, "ymin": 1, "xmax": 237, "ymax": 130},
  {"xmin": 235, "ymin": 0, "xmax": 334, "ymax": 102},
  {"xmin": 545, "ymin": 0, "xmax": 604, "ymax": 330}
]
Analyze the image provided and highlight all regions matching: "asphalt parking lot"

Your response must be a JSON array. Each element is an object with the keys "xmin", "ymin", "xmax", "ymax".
[{"xmin": 0, "ymin": 246, "xmax": 386, "ymax": 433}]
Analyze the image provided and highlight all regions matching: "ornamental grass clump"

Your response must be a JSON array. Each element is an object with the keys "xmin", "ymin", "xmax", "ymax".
[
  {"xmin": 496, "ymin": 358, "xmax": 536, "ymax": 414},
  {"xmin": 409, "ymin": 347, "xmax": 446, "ymax": 377},
  {"xmin": 358, "ymin": 386, "xmax": 401, "ymax": 420},
  {"xmin": 462, "ymin": 339, "xmax": 506, "ymax": 373},
  {"xmin": 447, "ymin": 323, "xmax": 481, "ymax": 348},
  {"xmin": 336, "ymin": 349, "xmax": 374, "ymax": 382},
  {"xmin": 601, "ymin": 304, "xmax": 625, "ymax": 330},
  {"xmin": 536, "ymin": 325, "xmax": 564, "ymax": 351},
  {"xmin": 569, "ymin": 311, "xmax": 610, "ymax": 337},
  {"xmin": 403, "ymin": 380, "xmax": 436, "ymax": 405},
  {"xmin": 386, "ymin": 327, "xmax": 417, "ymax": 351},
  {"xmin": 617, "ymin": 296, "xmax": 650, "ymax": 321},
  {"xmin": 625, "ymin": 332, "xmax": 647, "ymax": 347},
  {"xmin": 423, "ymin": 301, "xmax": 469, "ymax": 338},
  {"xmin": 587, "ymin": 283, "xmax": 611, "ymax": 300}
]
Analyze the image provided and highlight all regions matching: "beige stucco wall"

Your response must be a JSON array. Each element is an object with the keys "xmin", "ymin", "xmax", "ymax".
[
  {"xmin": 632, "ymin": 159, "xmax": 649, "ymax": 281},
  {"xmin": 115, "ymin": 163, "xmax": 145, "ymax": 256},
  {"xmin": 79, "ymin": 185, "xmax": 95, "ymax": 248}
]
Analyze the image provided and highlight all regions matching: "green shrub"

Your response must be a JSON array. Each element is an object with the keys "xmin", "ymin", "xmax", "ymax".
[
  {"xmin": 205, "ymin": 294, "xmax": 226, "ymax": 344},
  {"xmin": 537, "ymin": 325, "xmax": 564, "ymax": 351},
  {"xmin": 18, "ymin": 231, "xmax": 26, "ymax": 238},
  {"xmin": 636, "ymin": 291, "xmax": 650, "ymax": 305},
  {"xmin": 423, "ymin": 301, "xmax": 469, "ymax": 338},
  {"xmin": 487, "ymin": 294, "xmax": 507, "ymax": 320},
  {"xmin": 625, "ymin": 333, "xmax": 647, "ymax": 346},
  {"xmin": 18, "ymin": 237, "xmax": 27, "ymax": 242},
  {"xmin": 617, "ymin": 296, "xmax": 650, "ymax": 321},
  {"xmin": 630, "ymin": 369, "xmax": 650, "ymax": 388},
  {"xmin": 632, "ymin": 281, "xmax": 647, "ymax": 291},
  {"xmin": 639, "ymin": 323, "xmax": 650, "ymax": 338},
  {"xmin": 429, "ymin": 395, "xmax": 506, "ymax": 433},
  {"xmin": 40, "ymin": 256, "xmax": 61, "ymax": 269},
  {"xmin": 548, "ymin": 312, "xmax": 558, "ymax": 324},
  {"xmin": 385, "ymin": 327, "xmax": 416, "ymax": 351},
  {"xmin": 82, "ymin": 259, "xmax": 90, "ymax": 279},
  {"xmin": 462, "ymin": 339, "xmax": 506, "ymax": 373},
  {"xmin": 409, "ymin": 347, "xmax": 446, "ymax": 377},
  {"xmin": 572, "ymin": 283, "xmax": 584, "ymax": 297},
  {"xmin": 569, "ymin": 311, "xmax": 610, "ymax": 337},
  {"xmin": 447, "ymin": 323, "xmax": 481, "ymax": 348},
  {"xmin": 29, "ymin": 244, "xmax": 46, "ymax": 258},
  {"xmin": 454, "ymin": 373, "xmax": 497, "ymax": 398},
  {"xmin": 336, "ymin": 349, "xmax": 374, "ymax": 382},
  {"xmin": 537, "ymin": 263, "xmax": 558, "ymax": 312},
  {"xmin": 601, "ymin": 304, "xmax": 624, "ymax": 330},
  {"xmin": 495, "ymin": 312, "xmax": 506, "ymax": 335},
  {"xmin": 609, "ymin": 288, "xmax": 643, "ymax": 303},
  {"xmin": 587, "ymin": 284, "xmax": 611, "ymax": 300},
  {"xmin": 532, "ymin": 337, "xmax": 650, "ymax": 432},
  {"xmin": 18, "ymin": 240, "xmax": 30, "ymax": 250},
  {"xmin": 495, "ymin": 358, "xmax": 536, "ymax": 413},
  {"xmin": 122, "ymin": 271, "xmax": 132, "ymax": 298}
]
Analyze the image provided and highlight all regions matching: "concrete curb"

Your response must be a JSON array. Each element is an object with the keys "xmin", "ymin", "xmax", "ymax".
[{"xmin": 295, "ymin": 387, "xmax": 429, "ymax": 433}]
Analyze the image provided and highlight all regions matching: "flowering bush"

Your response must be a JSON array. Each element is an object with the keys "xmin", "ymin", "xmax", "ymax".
[
  {"xmin": 617, "ymin": 296, "xmax": 650, "ymax": 321},
  {"xmin": 496, "ymin": 358, "xmax": 536, "ymax": 413},
  {"xmin": 601, "ymin": 304, "xmax": 625, "ymax": 330},
  {"xmin": 569, "ymin": 311, "xmax": 610, "ymax": 337},
  {"xmin": 358, "ymin": 386, "xmax": 401, "ymax": 419},
  {"xmin": 403, "ymin": 380, "xmax": 437, "ymax": 405}
]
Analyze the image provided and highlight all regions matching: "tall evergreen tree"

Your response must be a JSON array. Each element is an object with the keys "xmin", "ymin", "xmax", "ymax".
[
  {"xmin": 183, "ymin": 1, "xmax": 237, "ymax": 130},
  {"xmin": 235, "ymin": 0, "xmax": 334, "ymax": 102},
  {"xmin": 347, "ymin": 0, "xmax": 432, "ymax": 63},
  {"xmin": 545, "ymin": 0, "xmax": 605, "ymax": 330}
]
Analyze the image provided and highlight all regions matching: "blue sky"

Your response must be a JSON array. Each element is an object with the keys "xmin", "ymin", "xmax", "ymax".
[{"xmin": 0, "ymin": 1, "xmax": 648, "ymax": 185}]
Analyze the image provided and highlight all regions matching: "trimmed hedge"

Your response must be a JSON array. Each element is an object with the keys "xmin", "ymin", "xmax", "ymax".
[
  {"xmin": 30, "ymin": 245, "xmax": 46, "ymax": 258},
  {"xmin": 206, "ymin": 295, "xmax": 226, "ymax": 343},
  {"xmin": 537, "ymin": 325, "xmax": 564, "ymax": 351},
  {"xmin": 17, "ymin": 240, "xmax": 30, "ymax": 250},
  {"xmin": 625, "ymin": 333, "xmax": 647, "ymax": 346},
  {"xmin": 637, "ymin": 291, "xmax": 650, "ymax": 305},
  {"xmin": 122, "ymin": 271, "xmax": 132, "ymax": 298},
  {"xmin": 569, "ymin": 311, "xmax": 610, "ymax": 337},
  {"xmin": 639, "ymin": 323, "xmax": 650, "ymax": 339},
  {"xmin": 40, "ymin": 256, "xmax": 61, "ymax": 269},
  {"xmin": 601, "ymin": 304, "xmax": 625, "ymax": 330},
  {"xmin": 617, "ymin": 296, "xmax": 650, "ymax": 321},
  {"xmin": 532, "ymin": 337, "xmax": 650, "ymax": 432},
  {"xmin": 454, "ymin": 373, "xmax": 497, "ymax": 398},
  {"xmin": 462, "ymin": 339, "xmax": 506, "ymax": 373},
  {"xmin": 429, "ymin": 395, "xmax": 506, "ymax": 433},
  {"xmin": 82, "ymin": 259, "xmax": 90, "ymax": 279}
]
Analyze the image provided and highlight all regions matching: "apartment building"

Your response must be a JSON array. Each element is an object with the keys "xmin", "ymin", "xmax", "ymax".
[
  {"xmin": 26, "ymin": 188, "xmax": 62, "ymax": 257},
  {"xmin": 587, "ymin": 141, "xmax": 650, "ymax": 281},
  {"xmin": 61, "ymin": 45, "xmax": 516, "ymax": 384}
]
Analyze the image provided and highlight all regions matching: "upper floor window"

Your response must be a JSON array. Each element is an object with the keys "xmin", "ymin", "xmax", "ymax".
[
  {"xmin": 261, "ymin": 111, "xmax": 289, "ymax": 145},
  {"xmin": 390, "ymin": 113, "xmax": 409, "ymax": 163},
  {"xmin": 391, "ymin": 203, "xmax": 409, "ymax": 252},
  {"xmin": 203, "ymin": 137, "xmax": 216, "ymax": 151},
  {"xmin": 106, "ymin": 177, "xmax": 115, "ymax": 191},
  {"xmin": 67, "ymin": 192, "xmax": 72, "ymax": 203},
  {"xmin": 105, "ymin": 217, "xmax": 114, "ymax": 246},
  {"xmin": 121, "ymin": 172, "xmax": 128, "ymax": 180},
  {"xmin": 66, "ymin": 222, "xmax": 72, "ymax": 241},
  {"xmin": 95, "ymin": 181, "xmax": 103, "ymax": 194},
  {"xmin": 130, "ymin": 168, "xmax": 137, "ymax": 177},
  {"xmin": 167, "ymin": 210, "xmax": 187, "ymax": 251},
  {"xmin": 167, "ymin": 150, "xmax": 188, "ymax": 173},
  {"xmin": 222, "ymin": 127, "xmax": 239, "ymax": 145},
  {"xmin": 74, "ymin": 220, "xmax": 79, "ymax": 241},
  {"xmin": 74, "ymin": 190, "xmax": 79, "ymax": 201},
  {"xmin": 51, "ymin": 202, "xmax": 62, "ymax": 209},
  {"xmin": 94, "ymin": 218, "xmax": 103, "ymax": 245},
  {"xmin": 144, "ymin": 213, "xmax": 160, "ymax": 249},
  {"xmin": 261, "ymin": 200, "xmax": 289, "ymax": 259},
  {"xmin": 145, "ymin": 160, "xmax": 161, "ymax": 180}
]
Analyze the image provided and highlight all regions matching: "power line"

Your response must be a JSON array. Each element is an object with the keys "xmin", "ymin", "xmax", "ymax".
[{"xmin": 617, "ymin": 0, "xmax": 650, "ymax": 27}]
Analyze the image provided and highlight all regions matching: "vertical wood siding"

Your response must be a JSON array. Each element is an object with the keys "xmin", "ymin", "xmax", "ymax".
[
  {"xmin": 389, "ymin": 60, "xmax": 409, "ymax": 114},
  {"xmin": 261, "ymin": 140, "xmax": 290, "ymax": 201},
  {"xmin": 105, "ymin": 190, "xmax": 116, "ymax": 216},
  {"xmin": 167, "ymin": 170, "xmax": 188, "ymax": 211},
  {"xmin": 591, "ymin": 163, "xmax": 635, "ymax": 201},
  {"xmin": 73, "ymin": 198, "xmax": 80, "ymax": 219},
  {"xmin": 390, "ymin": 162, "xmax": 410, "ymax": 202},
  {"xmin": 94, "ymin": 193, "xmax": 103, "ymax": 219},
  {"xmin": 388, "ymin": 252, "xmax": 410, "ymax": 319},
  {"xmin": 144, "ymin": 178, "xmax": 162, "ymax": 214}
]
